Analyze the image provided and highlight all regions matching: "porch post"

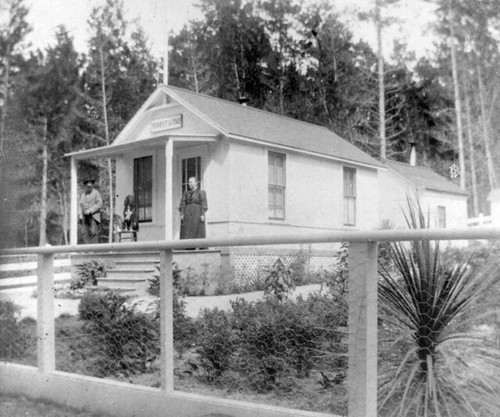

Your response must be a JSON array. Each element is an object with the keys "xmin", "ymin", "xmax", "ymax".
[
  {"xmin": 165, "ymin": 139, "xmax": 174, "ymax": 240},
  {"xmin": 70, "ymin": 157, "xmax": 78, "ymax": 245}
]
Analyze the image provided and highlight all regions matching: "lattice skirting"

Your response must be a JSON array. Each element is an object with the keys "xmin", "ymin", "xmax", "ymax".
[{"xmin": 232, "ymin": 251, "xmax": 337, "ymax": 283}]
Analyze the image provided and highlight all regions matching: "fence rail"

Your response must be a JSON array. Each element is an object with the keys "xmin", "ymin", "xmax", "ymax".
[{"xmin": 1, "ymin": 226, "xmax": 500, "ymax": 417}]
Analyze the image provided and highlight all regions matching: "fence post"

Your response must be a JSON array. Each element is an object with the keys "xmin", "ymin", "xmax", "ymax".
[
  {"xmin": 347, "ymin": 241, "xmax": 378, "ymax": 417},
  {"xmin": 160, "ymin": 249, "xmax": 174, "ymax": 392},
  {"xmin": 37, "ymin": 253, "xmax": 55, "ymax": 372}
]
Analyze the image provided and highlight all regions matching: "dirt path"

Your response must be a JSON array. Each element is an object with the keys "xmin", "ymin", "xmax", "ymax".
[{"xmin": 0, "ymin": 284, "xmax": 323, "ymax": 320}]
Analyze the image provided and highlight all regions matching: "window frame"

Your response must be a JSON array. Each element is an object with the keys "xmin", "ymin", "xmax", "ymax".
[
  {"xmin": 343, "ymin": 166, "xmax": 357, "ymax": 226},
  {"xmin": 133, "ymin": 156, "xmax": 153, "ymax": 223},
  {"xmin": 437, "ymin": 205, "xmax": 446, "ymax": 228},
  {"xmin": 268, "ymin": 151, "xmax": 286, "ymax": 220}
]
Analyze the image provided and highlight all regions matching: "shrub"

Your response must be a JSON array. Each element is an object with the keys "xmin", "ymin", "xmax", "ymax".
[
  {"xmin": 146, "ymin": 262, "xmax": 183, "ymax": 297},
  {"xmin": 264, "ymin": 258, "xmax": 294, "ymax": 302},
  {"xmin": 71, "ymin": 260, "xmax": 105, "ymax": 290},
  {"xmin": 324, "ymin": 242, "xmax": 349, "ymax": 299},
  {"xmin": 0, "ymin": 299, "xmax": 32, "ymax": 358},
  {"xmin": 146, "ymin": 263, "xmax": 198, "ymax": 352},
  {"xmin": 378, "ymin": 198, "xmax": 500, "ymax": 417},
  {"xmin": 196, "ymin": 307, "xmax": 234, "ymax": 381},
  {"xmin": 194, "ymin": 293, "xmax": 348, "ymax": 393},
  {"xmin": 78, "ymin": 289, "xmax": 160, "ymax": 377}
]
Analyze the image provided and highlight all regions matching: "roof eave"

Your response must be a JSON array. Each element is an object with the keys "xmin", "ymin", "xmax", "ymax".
[{"xmin": 225, "ymin": 133, "xmax": 385, "ymax": 171}]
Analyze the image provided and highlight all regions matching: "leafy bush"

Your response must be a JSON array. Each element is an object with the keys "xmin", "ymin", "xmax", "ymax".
[
  {"xmin": 71, "ymin": 260, "xmax": 105, "ymax": 290},
  {"xmin": 196, "ymin": 308, "xmax": 234, "ymax": 380},
  {"xmin": 0, "ymin": 299, "xmax": 32, "ymax": 358},
  {"xmin": 146, "ymin": 262, "xmax": 183, "ymax": 296},
  {"xmin": 78, "ymin": 289, "xmax": 160, "ymax": 377},
  {"xmin": 146, "ymin": 263, "xmax": 198, "ymax": 352},
  {"xmin": 194, "ymin": 292, "xmax": 348, "ymax": 393},
  {"xmin": 324, "ymin": 242, "xmax": 349, "ymax": 299},
  {"xmin": 264, "ymin": 258, "xmax": 295, "ymax": 302}
]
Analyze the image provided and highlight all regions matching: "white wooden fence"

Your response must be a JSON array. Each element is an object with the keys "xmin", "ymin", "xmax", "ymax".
[{"xmin": 1, "ymin": 227, "xmax": 500, "ymax": 417}]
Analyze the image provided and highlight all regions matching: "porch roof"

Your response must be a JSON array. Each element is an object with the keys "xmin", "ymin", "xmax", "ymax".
[{"xmin": 65, "ymin": 134, "xmax": 218, "ymax": 160}]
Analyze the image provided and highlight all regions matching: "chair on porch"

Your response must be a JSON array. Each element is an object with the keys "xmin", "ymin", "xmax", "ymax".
[{"xmin": 114, "ymin": 194, "xmax": 139, "ymax": 242}]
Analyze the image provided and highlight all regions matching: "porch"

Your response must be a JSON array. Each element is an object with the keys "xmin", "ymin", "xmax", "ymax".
[{"xmin": 67, "ymin": 133, "xmax": 219, "ymax": 245}]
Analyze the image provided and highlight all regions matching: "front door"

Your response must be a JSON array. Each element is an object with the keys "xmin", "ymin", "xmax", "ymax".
[{"xmin": 174, "ymin": 151, "xmax": 204, "ymax": 239}]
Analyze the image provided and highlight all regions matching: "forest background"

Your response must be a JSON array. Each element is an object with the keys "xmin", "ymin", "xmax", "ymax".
[{"xmin": 0, "ymin": 0, "xmax": 499, "ymax": 248}]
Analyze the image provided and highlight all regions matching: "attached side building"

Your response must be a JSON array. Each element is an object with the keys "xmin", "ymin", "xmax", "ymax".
[{"xmin": 379, "ymin": 160, "xmax": 469, "ymax": 230}]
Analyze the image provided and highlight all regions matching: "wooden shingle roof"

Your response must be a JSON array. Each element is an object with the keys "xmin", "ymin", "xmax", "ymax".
[
  {"xmin": 385, "ymin": 160, "xmax": 468, "ymax": 196},
  {"xmin": 165, "ymin": 85, "xmax": 383, "ymax": 169}
]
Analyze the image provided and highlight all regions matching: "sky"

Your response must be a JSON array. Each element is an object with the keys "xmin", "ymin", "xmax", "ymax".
[{"xmin": 23, "ymin": 0, "xmax": 439, "ymax": 61}]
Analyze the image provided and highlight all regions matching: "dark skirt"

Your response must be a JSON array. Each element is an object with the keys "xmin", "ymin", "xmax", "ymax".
[{"xmin": 180, "ymin": 203, "xmax": 206, "ymax": 239}]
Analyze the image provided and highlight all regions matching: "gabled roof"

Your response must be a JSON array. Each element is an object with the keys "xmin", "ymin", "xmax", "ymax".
[
  {"xmin": 385, "ymin": 160, "xmax": 468, "ymax": 196},
  {"xmin": 68, "ymin": 85, "xmax": 384, "ymax": 169},
  {"xmin": 164, "ymin": 85, "xmax": 383, "ymax": 169}
]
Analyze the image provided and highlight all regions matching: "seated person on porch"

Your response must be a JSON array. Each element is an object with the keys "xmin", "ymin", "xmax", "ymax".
[
  {"xmin": 114, "ymin": 194, "xmax": 138, "ymax": 242},
  {"xmin": 179, "ymin": 177, "xmax": 208, "ymax": 244},
  {"xmin": 122, "ymin": 194, "xmax": 139, "ymax": 231}
]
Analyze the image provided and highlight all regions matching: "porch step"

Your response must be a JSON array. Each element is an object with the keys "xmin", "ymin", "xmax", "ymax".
[
  {"xmin": 115, "ymin": 259, "xmax": 160, "ymax": 270},
  {"xmin": 97, "ymin": 276, "xmax": 149, "ymax": 294},
  {"xmin": 106, "ymin": 268, "xmax": 156, "ymax": 280}
]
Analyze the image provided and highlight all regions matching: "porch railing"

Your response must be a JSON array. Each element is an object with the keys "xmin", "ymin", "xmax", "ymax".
[{"xmin": 1, "ymin": 226, "xmax": 500, "ymax": 417}]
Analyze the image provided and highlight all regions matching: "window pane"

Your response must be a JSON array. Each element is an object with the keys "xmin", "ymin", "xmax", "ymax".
[
  {"xmin": 182, "ymin": 157, "xmax": 201, "ymax": 192},
  {"xmin": 275, "ymin": 187, "xmax": 284, "ymax": 218},
  {"xmin": 268, "ymin": 186, "xmax": 275, "ymax": 217},
  {"xmin": 343, "ymin": 168, "xmax": 356, "ymax": 197},
  {"xmin": 344, "ymin": 197, "xmax": 355, "ymax": 225},
  {"xmin": 268, "ymin": 153, "xmax": 276, "ymax": 184},
  {"xmin": 438, "ymin": 206, "xmax": 446, "ymax": 228},
  {"xmin": 134, "ymin": 156, "xmax": 153, "ymax": 222},
  {"xmin": 268, "ymin": 152, "xmax": 285, "ymax": 219}
]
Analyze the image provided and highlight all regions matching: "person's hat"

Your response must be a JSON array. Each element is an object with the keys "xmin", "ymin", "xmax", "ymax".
[{"xmin": 82, "ymin": 178, "xmax": 96, "ymax": 185}]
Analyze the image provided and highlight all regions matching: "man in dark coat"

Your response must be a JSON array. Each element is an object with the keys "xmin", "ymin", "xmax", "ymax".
[
  {"xmin": 78, "ymin": 178, "xmax": 103, "ymax": 244},
  {"xmin": 179, "ymin": 177, "xmax": 208, "ymax": 240}
]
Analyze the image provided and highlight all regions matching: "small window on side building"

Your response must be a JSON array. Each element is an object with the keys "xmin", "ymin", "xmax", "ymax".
[{"xmin": 437, "ymin": 205, "xmax": 446, "ymax": 228}]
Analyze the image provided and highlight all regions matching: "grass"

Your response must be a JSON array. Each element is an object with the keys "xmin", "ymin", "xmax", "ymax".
[{"xmin": 0, "ymin": 394, "xmax": 110, "ymax": 417}]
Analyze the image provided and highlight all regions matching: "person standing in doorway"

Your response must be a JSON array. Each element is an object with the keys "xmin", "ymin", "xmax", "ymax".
[
  {"xmin": 79, "ymin": 178, "xmax": 103, "ymax": 244},
  {"xmin": 179, "ymin": 177, "xmax": 208, "ymax": 241}
]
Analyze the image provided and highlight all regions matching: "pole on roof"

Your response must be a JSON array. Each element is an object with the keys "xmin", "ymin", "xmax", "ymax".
[{"xmin": 163, "ymin": 1, "xmax": 169, "ymax": 85}]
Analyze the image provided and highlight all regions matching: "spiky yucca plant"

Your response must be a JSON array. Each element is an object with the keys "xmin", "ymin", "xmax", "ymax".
[{"xmin": 378, "ymin": 198, "xmax": 500, "ymax": 417}]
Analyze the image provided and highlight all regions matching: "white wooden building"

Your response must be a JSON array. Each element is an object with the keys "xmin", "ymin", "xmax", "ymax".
[
  {"xmin": 379, "ymin": 159, "xmax": 469, "ymax": 230},
  {"xmin": 68, "ymin": 85, "xmax": 384, "ymax": 249}
]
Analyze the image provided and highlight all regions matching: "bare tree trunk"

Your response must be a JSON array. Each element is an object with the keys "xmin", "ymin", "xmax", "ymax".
[
  {"xmin": 39, "ymin": 117, "xmax": 48, "ymax": 246},
  {"xmin": 476, "ymin": 62, "xmax": 498, "ymax": 190},
  {"xmin": 464, "ymin": 94, "xmax": 479, "ymax": 216},
  {"xmin": 56, "ymin": 181, "xmax": 69, "ymax": 245},
  {"xmin": 0, "ymin": 57, "xmax": 9, "ymax": 164},
  {"xmin": 448, "ymin": 0, "xmax": 466, "ymax": 189},
  {"xmin": 189, "ymin": 46, "xmax": 200, "ymax": 93},
  {"xmin": 375, "ymin": 0, "xmax": 386, "ymax": 161},
  {"xmin": 99, "ymin": 43, "xmax": 114, "ymax": 243}
]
